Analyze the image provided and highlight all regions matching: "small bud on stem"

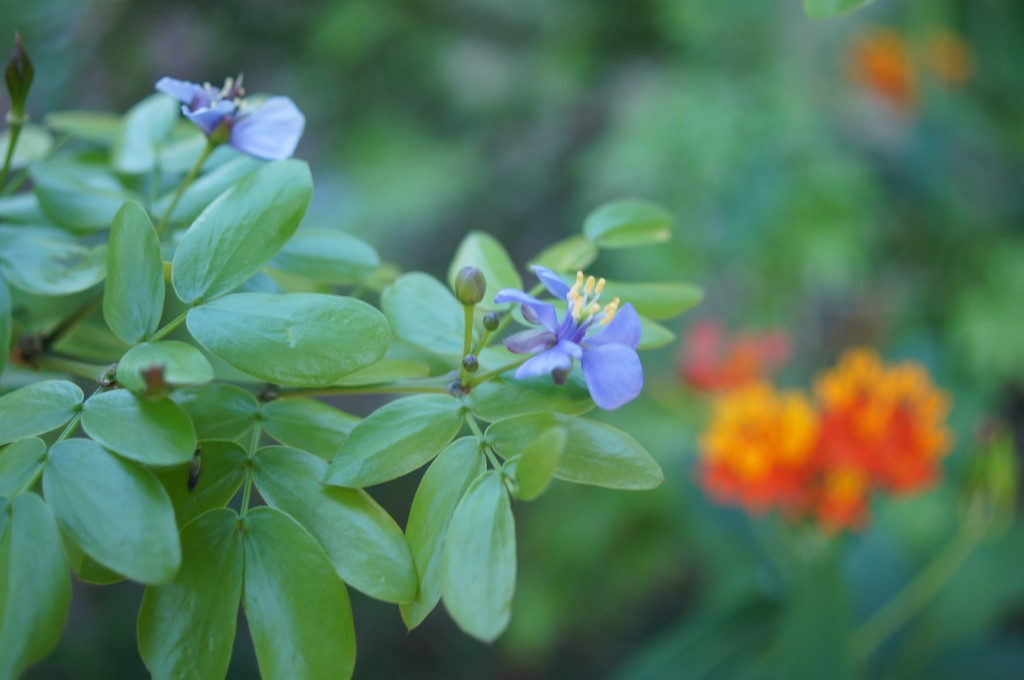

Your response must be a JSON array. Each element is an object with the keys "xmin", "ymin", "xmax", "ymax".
[
  {"xmin": 462, "ymin": 354, "xmax": 479, "ymax": 372},
  {"xmin": 454, "ymin": 266, "xmax": 487, "ymax": 306},
  {"xmin": 483, "ymin": 312, "xmax": 500, "ymax": 331},
  {"xmin": 5, "ymin": 32, "xmax": 33, "ymax": 123}
]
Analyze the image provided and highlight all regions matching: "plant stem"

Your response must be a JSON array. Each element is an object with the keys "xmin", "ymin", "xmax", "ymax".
[
  {"xmin": 468, "ymin": 356, "xmax": 530, "ymax": 387},
  {"xmin": 240, "ymin": 423, "xmax": 261, "ymax": 516},
  {"xmin": 458, "ymin": 304, "xmax": 476, "ymax": 386},
  {"xmin": 56, "ymin": 413, "xmax": 82, "ymax": 443},
  {"xmin": 42, "ymin": 293, "xmax": 104, "ymax": 349},
  {"xmin": 149, "ymin": 311, "xmax": 189, "ymax": 342},
  {"xmin": 155, "ymin": 141, "xmax": 214, "ymax": 237},
  {"xmin": 464, "ymin": 412, "xmax": 485, "ymax": 439},
  {"xmin": 34, "ymin": 354, "xmax": 108, "ymax": 381},
  {"xmin": 0, "ymin": 123, "xmax": 23, "ymax": 190},
  {"xmin": 274, "ymin": 378, "xmax": 453, "ymax": 399},
  {"xmin": 848, "ymin": 523, "xmax": 982, "ymax": 660}
]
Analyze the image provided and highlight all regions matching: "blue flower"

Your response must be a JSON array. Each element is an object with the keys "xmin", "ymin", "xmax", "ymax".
[
  {"xmin": 494, "ymin": 266, "xmax": 644, "ymax": 410},
  {"xmin": 156, "ymin": 75, "xmax": 305, "ymax": 160}
]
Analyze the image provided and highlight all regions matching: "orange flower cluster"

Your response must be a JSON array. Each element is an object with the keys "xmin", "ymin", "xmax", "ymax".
[
  {"xmin": 847, "ymin": 27, "xmax": 973, "ymax": 111},
  {"xmin": 680, "ymin": 320, "xmax": 791, "ymax": 393},
  {"xmin": 697, "ymin": 349, "xmax": 952, "ymax": 532}
]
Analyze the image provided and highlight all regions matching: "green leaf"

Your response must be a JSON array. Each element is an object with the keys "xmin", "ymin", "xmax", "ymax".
[
  {"xmin": 0, "ymin": 437, "xmax": 46, "ymax": 497},
  {"xmin": 0, "ymin": 493, "xmax": 71, "ymax": 679},
  {"xmin": 81, "ymin": 389, "xmax": 197, "ymax": 466},
  {"xmin": 325, "ymin": 394, "xmax": 464, "ymax": 487},
  {"xmin": 103, "ymin": 202, "xmax": 165, "ymax": 344},
  {"xmin": 512, "ymin": 426, "xmax": 567, "ymax": 500},
  {"xmin": 381, "ymin": 272, "xmax": 466, "ymax": 358},
  {"xmin": 803, "ymin": 0, "xmax": 878, "ymax": 19},
  {"xmin": 152, "ymin": 155, "xmax": 262, "ymax": 225},
  {"xmin": 30, "ymin": 157, "xmax": 143, "ymax": 231},
  {"xmin": 333, "ymin": 358, "xmax": 431, "ymax": 386},
  {"xmin": 487, "ymin": 413, "xmax": 663, "ymax": 490},
  {"xmin": 270, "ymin": 229, "xmax": 381, "ymax": 285},
  {"xmin": 0, "ymin": 380, "xmax": 83, "ymax": 446},
  {"xmin": 0, "ymin": 124, "xmax": 53, "ymax": 169},
  {"xmin": 154, "ymin": 440, "xmax": 248, "ymax": 527},
  {"xmin": 401, "ymin": 437, "xmax": 485, "ymax": 629},
  {"xmin": 638, "ymin": 314, "xmax": 675, "ymax": 350},
  {"xmin": 441, "ymin": 471, "xmax": 516, "ymax": 642},
  {"xmin": 45, "ymin": 111, "xmax": 121, "ymax": 146},
  {"xmin": 242, "ymin": 507, "xmax": 356, "ymax": 680},
  {"xmin": 172, "ymin": 160, "xmax": 313, "ymax": 304},
  {"xmin": 254, "ymin": 446, "xmax": 417, "ymax": 603},
  {"xmin": 530, "ymin": 235, "xmax": 599, "ymax": 272},
  {"xmin": 467, "ymin": 373, "xmax": 594, "ymax": 422},
  {"xmin": 0, "ymin": 193, "xmax": 46, "ymax": 223},
  {"xmin": 260, "ymin": 398, "xmax": 359, "ymax": 460},
  {"xmin": 447, "ymin": 231, "xmax": 523, "ymax": 311},
  {"xmin": 138, "ymin": 508, "xmax": 243, "ymax": 680},
  {"xmin": 187, "ymin": 293, "xmax": 391, "ymax": 386},
  {"xmin": 170, "ymin": 384, "xmax": 258, "ymax": 441},
  {"xmin": 597, "ymin": 280, "xmax": 702, "ymax": 320},
  {"xmin": 0, "ymin": 235, "xmax": 107, "ymax": 295},
  {"xmin": 42, "ymin": 439, "xmax": 181, "ymax": 584},
  {"xmin": 116, "ymin": 341, "xmax": 215, "ymax": 394},
  {"xmin": 0, "ymin": 275, "xmax": 11, "ymax": 377},
  {"xmin": 583, "ymin": 199, "xmax": 673, "ymax": 249},
  {"xmin": 60, "ymin": 529, "xmax": 126, "ymax": 585},
  {"xmin": 112, "ymin": 93, "xmax": 180, "ymax": 174}
]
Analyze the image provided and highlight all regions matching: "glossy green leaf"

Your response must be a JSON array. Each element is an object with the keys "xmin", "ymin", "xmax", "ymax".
[
  {"xmin": 803, "ymin": 0, "xmax": 878, "ymax": 19},
  {"xmin": 116, "ymin": 341, "xmax": 215, "ymax": 394},
  {"xmin": 138, "ymin": 508, "xmax": 243, "ymax": 680},
  {"xmin": 487, "ymin": 413, "xmax": 663, "ymax": 490},
  {"xmin": 51, "ymin": 321, "xmax": 131, "ymax": 363},
  {"xmin": 596, "ymin": 280, "xmax": 703, "ymax": 320},
  {"xmin": 260, "ymin": 398, "xmax": 359, "ymax": 460},
  {"xmin": 0, "ymin": 275, "xmax": 10, "ymax": 377},
  {"xmin": 639, "ymin": 314, "xmax": 675, "ymax": 350},
  {"xmin": 401, "ymin": 437, "xmax": 486, "ymax": 629},
  {"xmin": 103, "ymin": 202, "xmax": 165, "ymax": 344},
  {"xmin": 170, "ymin": 384, "xmax": 259, "ymax": 441},
  {"xmin": 0, "ymin": 493, "xmax": 71, "ymax": 680},
  {"xmin": 334, "ymin": 358, "xmax": 431, "ymax": 386},
  {"xmin": 512, "ymin": 426, "xmax": 567, "ymax": 500},
  {"xmin": 326, "ymin": 394, "xmax": 464, "ymax": 487},
  {"xmin": 152, "ymin": 155, "xmax": 262, "ymax": 225},
  {"xmin": 60, "ymin": 529, "xmax": 126, "ymax": 585},
  {"xmin": 0, "ymin": 437, "xmax": 46, "ymax": 497},
  {"xmin": 30, "ymin": 157, "xmax": 142, "ymax": 231},
  {"xmin": 81, "ymin": 389, "xmax": 197, "ymax": 466},
  {"xmin": 187, "ymin": 293, "xmax": 391, "ymax": 386},
  {"xmin": 45, "ymin": 111, "xmax": 121, "ymax": 146},
  {"xmin": 0, "ymin": 124, "xmax": 53, "ymax": 169},
  {"xmin": 154, "ymin": 440, "xmax": 247, "ymax": 527},
  {"xmin": 242, "ymin": 507, "xmax": 356, "ymax": 680},
  {"xmin": 112, "ymin": 93, "xmax": 180, "ymax": 174},
  {"xmin": 43, "ymin": 439, "xmax": 181, "ymax": 583},
  {"xmin": 254, "ymin": 446, "xmax": 417, "ymax": 603},
  {"xmin": 0, "ymin": 380, "xmax": 83, "ymax": 445},
  {"xmin": 271, "ymin": 229, "xmax": 381, "ymax": 285},
  {"xmin": 467, "ymin": 373, "xmax": 594, "ymax": 422},
  {"xmin": 381, "ymin": 272, "xmax": 466, "ymax": 358},
  {"xmin": 442, "ymin": 471, "xmax": 516, "ymax": 642},
  {"xmin": 530, "ymin": 235, "xmax": 599, "ymax": 272},
  {"xmin": 172, "ymin": 160, "xmax": 313, "ymax": 304},
  {"xmin": 447, "ymin": 231, "xmax": 523, "ymax": 311},
  {"xmin": 583, "ymin": 199, "xmax": 673, "ymax": 249},
  {"xmin": 0, "ymin": 235, "xmax": 107, "ymax": 296}
]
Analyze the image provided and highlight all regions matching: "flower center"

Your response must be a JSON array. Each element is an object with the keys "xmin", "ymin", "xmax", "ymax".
[{"xmin": 567, "ymin": 270, "xmax": 620, "ymax": 326}]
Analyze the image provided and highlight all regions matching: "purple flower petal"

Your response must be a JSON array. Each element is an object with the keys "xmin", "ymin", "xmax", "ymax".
[
  {"xmin": 581, "ymin": 343, "xmax": 643, "ymax": 410},
  {"xmin": 156, "ymin": 77, "xmax": 210, "ymax": 107},
  {"xmin": 531, "ymin": 265, "xmax": 571, "ymax": 300},
  {"xmin": 515, "ymin": 341, "xmax": 579, "ymax": 380},
  {"xmin": 182, "ymin": 100, "xmax": 235, "ymax": 136},
  {"xmin": 586, "ymin": 302, "xmax": 642, "ymax": 350},
  {"xmin": 504, "ymin": 328, "xmax": 557, "ymax": 354},
  {"xmin": 229, "ymin": 96, "xmax": 305, "ymax": 160},
  {"xmin": 494, "ymin": 289, "xmax": 559, "ymax": 332}
]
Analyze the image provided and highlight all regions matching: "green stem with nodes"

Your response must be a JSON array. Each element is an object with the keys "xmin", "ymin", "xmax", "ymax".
[
  {"xmin": 458, "ymin": 303, "xmax": 476, "ymax": 386},
  {"xmin": 848, "ymin": 507, "xmax": 988, "ymax": 660},
  {"xmin": 273, "ymin": 377, "xmax": 453, "ymax": 400},
  {"xmin": 468, "ymin": 355, "xmax": 530, "ymax": 387},
  {"xmin": 56, "ymin": 413, "xmax": 82, "ymax": 444},
  {"xmin": 464, "ymin": 413, "xmax": 504, "ymax": 471},
  {"xmin": 155, "ymin": 141, "xmax": 215, "ymax": 237},
  {"xmin": 149, "ymin": 311, "xmax": 189, "ymax": 342},
  {"xmin": 0, "ymin": 123, "xmax": 23, "ymax": 190},
  {"xmin": 34, "ymin": 354, "xmax": 109, "ymax": 382}
]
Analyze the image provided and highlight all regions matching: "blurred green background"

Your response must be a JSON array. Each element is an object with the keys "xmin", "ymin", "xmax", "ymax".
[{"xmin": 4, "ymin": 0, "xmax": 1024, "ymax": 677}]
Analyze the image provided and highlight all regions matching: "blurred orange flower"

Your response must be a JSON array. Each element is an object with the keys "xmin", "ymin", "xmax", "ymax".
[
  {"xmin": 696, "ymin": 348, "xmax": 953, "ymax": 532},
  {"xmin": 680, "ymin": 320, "xmax": 791, "ymax": 392}
]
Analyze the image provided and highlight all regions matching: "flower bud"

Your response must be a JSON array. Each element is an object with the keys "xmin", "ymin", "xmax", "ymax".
[
  {"xmin": 483, "ymin": 312, "xmax": 500, "ymax": 331},
  {"xmin": 5, "ymin": 32, "xmax": 33, "ymax": 123},
  {"xmin": 454, "ymin": 266, "xmax": 486, "ymax": 306},
  {"xmin": 462, "ymin": 354, "xmax": 479, "ymax": 372}
]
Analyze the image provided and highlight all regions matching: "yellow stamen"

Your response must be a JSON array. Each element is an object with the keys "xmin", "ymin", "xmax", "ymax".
[
  {"xmin": 584, "ymin": 275, "xmax": 596, "ymax": 296},
  {"xmin": 600, "ymin": 297, "xmax": 620, "ymax": 325},
  {"xmin": 589, "ymin": 302, "xmax": 601, "ymax": 316},
  {"xmin": 595, "ymin": 278, "xmax": 606, "ymax": 295},
  {"xmin": 572, "ymin": 296, "xmax": 584, "ymax": 319}
]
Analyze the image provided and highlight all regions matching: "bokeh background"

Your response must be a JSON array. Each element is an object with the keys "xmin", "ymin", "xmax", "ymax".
[{"xmin": 4, "ymin": 0, "xmax": 1024, "ymax": 677}]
